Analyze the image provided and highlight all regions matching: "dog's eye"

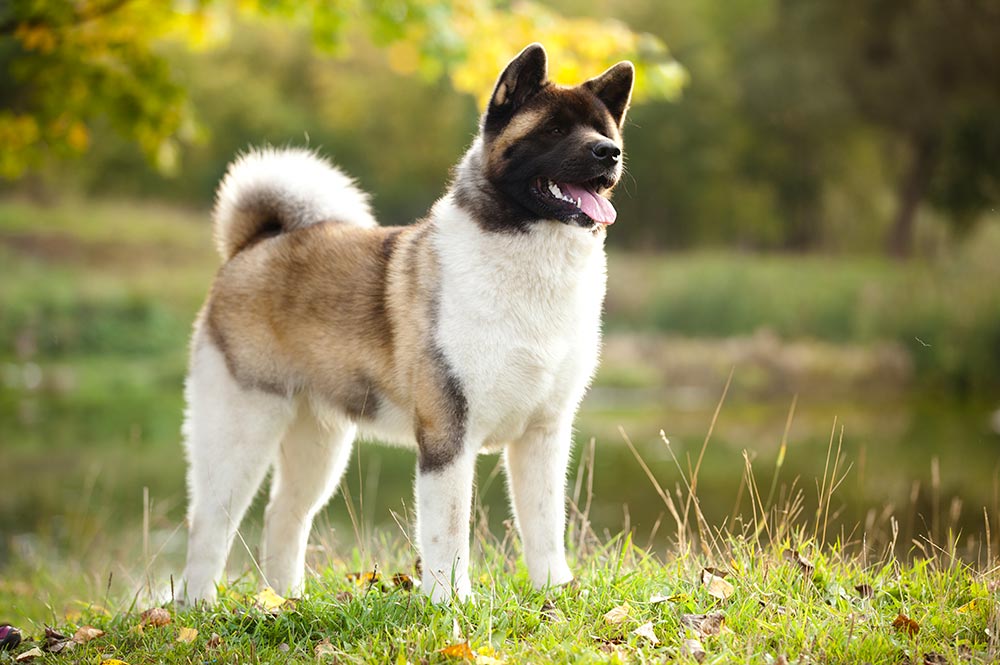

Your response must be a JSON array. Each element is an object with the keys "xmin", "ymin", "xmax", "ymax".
[{"xmin": 550, "ymin": 126, "xmax": 563, "ymax": 136}]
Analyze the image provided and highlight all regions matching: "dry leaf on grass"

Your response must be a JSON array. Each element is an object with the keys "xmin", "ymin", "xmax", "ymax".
[
  {"xmin": 206, "ymin": 633, "xmax": 222, "ymax": 649},
  {"xmin": 15, "ymin": 647, "xmax": 43, "ymax": 662},
  {"xmin": 855, "ymin": 584, "xmax": 874, "ymax": 599},
  {"xmin": 72, "ymin": 625, "xmax": 104, "ymax": 644},
  {"xmin": 103, "ymin": 660, "xmax": 131, "ymax": 665},
  {"xmin": 701, "ymin": 569, "xmax": 735, "ymax": 601},
  {"xmin": 892, "ymin": 612, "xmax": 920, "ymax": 636},
  {"xmin": 438, "ymin": 641, "xmax": 475, "ymax": 659},
  {"xmin": 43, "ymin": 627, "xmax": 74, "ymax": 654},
  {"xmin": 649, "ymin": 592, "xmax": 685, "ymax": 604},
  {"xmin": 682, "ymin": 637, "xmax": 707, "ymax": 662},
  {"xmin": 632, "ymin": 621, "xmax": 659, "ymax": 645},
  {"xmin": 603, "ymin": 603, "xmax": 631, "ymax": 625},
  {"xmin": 922, "ymin": 653, "xmax": 947, "ymax": 665},
  {"xmin": 783, "ymin": 549, "xmax": 815, "ymax": 576},
  {"xmin": 176, "ymin": 627, "xmax": 198, "ymax": 643},
  {"xmin": 254, "ymin": 587, "xmax": 287, "ymax": 612},
  {"xmin": 391, "ymin": 573, "xmax": 417, "ymax": 590},
  {"xmin": 681, "ymin": 612, "xmax": 726, "ymax": 637},
  {"xmin": 315, "ymin": 639, "xmax": 337, "ymax": 658},
  {"xmin": 140, "ymin": 607, "xmax": 171, "ymax": 627}
]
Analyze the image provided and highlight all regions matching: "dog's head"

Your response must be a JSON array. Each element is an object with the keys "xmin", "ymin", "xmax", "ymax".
[{"xmin": 478, "ymin": 43, "xmax": 634, "ymax": 230}]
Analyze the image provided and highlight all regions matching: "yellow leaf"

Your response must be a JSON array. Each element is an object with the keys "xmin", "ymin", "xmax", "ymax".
[
  {"xmin": 603, "ymin": 603, "xmax": 631, "ymax": 625},
  {"xmin": 177, "ymin": 627, "xmax": 199, "ymax": 643},
  {"xmin": 254, "ymin": 587, "xmax": 287, "ymax": 611},
  {"xmin": 957, "ymin": 599, "xmax": 977, "ymax": 613},
  {"xmin": 438, "ymin": 641, "xmax": 475, "ymax": 659},
  {"xmin": 104, "ymin": 661, "xmax": 131, "ymax": 665}
]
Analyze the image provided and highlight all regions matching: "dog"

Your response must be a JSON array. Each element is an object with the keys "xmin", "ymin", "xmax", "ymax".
[{"xmin": 180, "ymin": 43, "xmax": 633, "ymax": 603}]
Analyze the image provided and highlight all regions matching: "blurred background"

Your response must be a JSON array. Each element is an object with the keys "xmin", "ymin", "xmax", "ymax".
[{"xmin": 2, "ymin": 0, "xmax": 1000, "ymax": 594}]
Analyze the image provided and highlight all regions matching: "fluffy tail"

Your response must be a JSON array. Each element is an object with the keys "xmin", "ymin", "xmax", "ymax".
[{"xmin": 212, "ymin": 147, "xmax": 376, "ymax": 261}]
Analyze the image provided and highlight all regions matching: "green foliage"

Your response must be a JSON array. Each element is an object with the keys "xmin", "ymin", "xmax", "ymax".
[{"xmin": 0, "ymin": 0, "xmax": 683, "ymax": 180}]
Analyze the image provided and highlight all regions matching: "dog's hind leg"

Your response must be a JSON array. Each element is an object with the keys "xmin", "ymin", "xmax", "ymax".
[
  {"xmin": 181, "ymin": 340, "xmax": 295, "ymax": 604},
  {"xmin": 261, "ymin": 404, "xmax": 355, "ymax": 597},
  {"xmin": 504, "ymin": 420, "xmax": 574, "ymax": 589}
]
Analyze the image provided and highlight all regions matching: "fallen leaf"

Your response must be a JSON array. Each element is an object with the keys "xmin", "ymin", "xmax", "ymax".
[
  {"xmin": 923, "ymin": 653, "xmax": 947, "ymax": 665},
  {"xmin": 540, "ymin": 598, "xmax": 566, "ymax": 623},
  {"xmin": 632, "ymin": 621, "xmax": 659, "ymax": 645},
  {"xmin": 603, "ymin": 603, "xmax": 631, "ymax": 625},
  {"xmin": 776, "ymin": 656, "xmax": 790, "ymax": 665},
  {"xmin": 892, "ymin": 612, "xmax": 920, "ymax": 636},
  {"xmin": 278, "ymin": 643, "xmax": 290, "ymax": 652},
  {"xmin": 474, "ymin": 646, "xmax": 506, "ymax": 664},
  {"xmin": 140, "ymin": 607, "xmax": 171, "ymax": 627},
  {"xmin": 254, "ymin": 587, "xmax": 287, "ymax": 612},
  {"xmin": 855, "ymin": 584, "xmax": 874, "ymax": 599},
  {"xmin": 347, "ymin": 571, "xmax": 383, "ymax": 590},
  {"xmin": 103, "ymin": 660, "xmax": 130, "ymax": 665},
  {"xmin": 72, "ymin": 625, "xmax": 104, "ymax": 644},
  {"xmin": 315, "ymin": 639, "xmax": 337, "ymax": 658},
  {"xmin": 681, "ymin": 612, "xmax": 726, "ymax": 637},
  {"xmin": 391, "ymin": 573, "xmax": 417, "ymax": 591},
  {"xmin": 43, "ymin": 627, "xmax": 74, "ymax": 653},
  {"xmin": 701, "ymin": 569, "xmax": 735, "ymax": 601},
  {"xmin": 783, "ymin": 549, "xmax": 815, "ymax": 576},
  {"xmin": 336, "ymin": 591, "xmax": 354, "ymax": 603},
  {"xmin": 177, "ymin": 627, "xmax": 198, "ymax": 643},
  {"xmin": 438, "ymin": 641, "xmax": 475, "ymax": 659},
  {"xmin": 956, "ymin": 599, "xmax": 978, "ymax": 613},
  {"xmin": 15, "ymin": 647, "xmax": 43, "ymax": 662},
  {"xmin": 649, "ymin": 592, "xmax": 685, "ymax": 604},
  {"xmin": 682, "ymin": 637, "xmax": 706, "ymax": 662},
  {"xmin": 206, "ymin": 633, "xmax": 222, "ymax": 649}
]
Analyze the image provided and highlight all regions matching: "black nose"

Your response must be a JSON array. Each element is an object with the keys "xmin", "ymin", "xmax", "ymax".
[{"xmin": 591, "ymin": 140, "xmax": 621, "ymax": 165}]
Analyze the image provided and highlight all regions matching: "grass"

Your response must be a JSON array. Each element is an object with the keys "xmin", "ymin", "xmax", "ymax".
[{"xmin": 1, "ymin": 421, "xmax": 997, "ymax": 664}]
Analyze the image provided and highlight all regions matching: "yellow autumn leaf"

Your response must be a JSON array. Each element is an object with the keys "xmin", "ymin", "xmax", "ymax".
[
  {"xmin": 177, "ymin": 627, "xmax": 199, "ymax": 643},
  {"xmin": 254, "ymin": 587, "xmax": 287, "ymax": 611},
  {"xmin": 72, "ymin": 625, "xmax": 105, "ymax": 643},
  {"xmin": 103, "ymin": 661, "xmax": 131, "ymax": 665},
  {"xmin": 438, "ymin": 641, "xmax": 475, "ymax": 659}
]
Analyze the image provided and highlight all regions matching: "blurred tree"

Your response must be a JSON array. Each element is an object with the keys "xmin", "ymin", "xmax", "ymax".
[
  {"xmin": 0, "ymin": 0, "xmax": 685, "ymax": 180},
  {"xmin": 812, "ymin": 0, "xmax": 1000, "ymax": 257}
]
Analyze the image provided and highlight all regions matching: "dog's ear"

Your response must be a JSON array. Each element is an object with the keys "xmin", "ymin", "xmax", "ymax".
[
  {"xmin": 484, "ymin": 43, "xmax": 548, "ymax": 130},
  {"xmin": 585, "ymin": 61, "xmax": 635, "ymax": 128}
]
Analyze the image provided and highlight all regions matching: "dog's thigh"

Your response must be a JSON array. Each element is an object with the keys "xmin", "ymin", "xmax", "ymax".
[
  {"xmin": 504, "ymin": 419, "xmax": 574, "ymax": 588},
  {"xmin": 182, "ymin": 339, "xmax": 295, "ymax": 603},
  {"xmin": 262, "ymin": 404, "xmax": 355, "ymax": 597}
]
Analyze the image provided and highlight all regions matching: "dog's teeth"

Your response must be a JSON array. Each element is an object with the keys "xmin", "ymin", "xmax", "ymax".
[{"xmin": 548, "ymin": 182, "xmax": 562, "ymax": 198}]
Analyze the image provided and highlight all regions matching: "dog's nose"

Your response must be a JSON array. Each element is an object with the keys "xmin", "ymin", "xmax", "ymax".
[{"xmin": 591, "ymin": 140, "xmax": 621, "ymax": 165}]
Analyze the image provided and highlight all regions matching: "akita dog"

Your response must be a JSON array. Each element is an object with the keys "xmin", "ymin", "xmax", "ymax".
[{"xmin": 181, "ymin": 43, "xmax": 633, "ymax": 603}]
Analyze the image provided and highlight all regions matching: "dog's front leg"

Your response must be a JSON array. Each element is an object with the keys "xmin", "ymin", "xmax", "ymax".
[
  {"xmin": 415, "ymin": 439, "xmax": 477, "ymax": 603},
  {"xmin": 505, "ymin": 420, "xmax": 574, "ymax": 589}
]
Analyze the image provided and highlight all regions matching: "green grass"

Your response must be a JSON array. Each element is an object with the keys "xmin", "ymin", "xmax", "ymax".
[{"xmin": 1, "ymin": 523, "xmax": 995, "ymax": 663}]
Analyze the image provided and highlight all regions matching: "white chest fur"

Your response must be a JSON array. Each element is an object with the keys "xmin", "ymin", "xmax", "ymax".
[{"xmin": 432, "ymin": 196, "xmax": 607, "ymax": 446}]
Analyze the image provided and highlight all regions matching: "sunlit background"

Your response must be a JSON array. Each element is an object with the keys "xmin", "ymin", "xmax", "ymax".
[{"xmin": 2, "ymin": 0, "xmax": 999, "ymax": 606}]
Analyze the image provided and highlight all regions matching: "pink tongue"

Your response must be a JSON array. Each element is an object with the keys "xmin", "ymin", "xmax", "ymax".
[{"xmin": 560, "ymin": 182, "xmax": 617, "ymax": 225}]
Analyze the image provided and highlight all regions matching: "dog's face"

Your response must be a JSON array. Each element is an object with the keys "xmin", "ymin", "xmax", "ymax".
[{"xmin": 480, "ymin": 44, "xmax": 634, "ymax": 229}]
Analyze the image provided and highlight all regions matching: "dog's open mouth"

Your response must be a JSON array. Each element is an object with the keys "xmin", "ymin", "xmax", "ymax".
[{"xmin": 534, "ymin": 177, "xmax": 617, "ymax": 226}]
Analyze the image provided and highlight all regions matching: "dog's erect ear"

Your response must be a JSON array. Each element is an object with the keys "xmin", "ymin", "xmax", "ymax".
[
  {"xmin": 585, "ymin": 61, "xmax": 635, "ymax": 128},
  {"xmin": 485, "ymin": 43, "xmax": 548, "ymax": 129}
]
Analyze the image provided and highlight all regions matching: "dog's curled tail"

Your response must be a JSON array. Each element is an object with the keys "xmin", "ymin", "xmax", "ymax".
[{"xmin": 212, "ymin": 147, "xmax": 376, "ymax": 261}]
